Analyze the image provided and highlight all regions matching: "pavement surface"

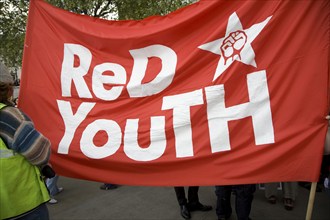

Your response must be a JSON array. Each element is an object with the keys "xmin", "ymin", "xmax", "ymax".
[{"xmin": 47, "ymin": 177, "xmax": 329, "ymax": 220}]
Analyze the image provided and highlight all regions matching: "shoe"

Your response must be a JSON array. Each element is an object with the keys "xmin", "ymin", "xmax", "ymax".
[
  {"xmin": 57, "ymin": 187, "xmax": 64, "ymax": 194},
  {"xmin": 48, "ymin": 198, "xmax": 58, "ymax": 204},
  {"xmin": 188, "ymin": 202, "xmax": 212, "ymax": 212},
  {"xmin": 100, "ymin": 184, "xmax": 118, "ymax": 190},
  {"xmin": 267, "ymin": 195, "xmax": 277, "ymax": 204},
  {"xmin": 283, "ymin": 198, "xmax": 294, "ymax": 210},
  {"xmin": 180, "ymin": 205, "xmax": 191, "ymax": 219}
]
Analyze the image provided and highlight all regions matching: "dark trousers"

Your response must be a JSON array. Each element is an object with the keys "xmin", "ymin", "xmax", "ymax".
[
  {"xmin": 13, "ymin": 203, "xmax": 49, "ymax": 220},
  {"xmin": 215, "ymin": 184, "xmax": 256, "ymax": 220},
  {"xmin": 174, "ymin": 186, "xmax": 199, "ymax": 206}
]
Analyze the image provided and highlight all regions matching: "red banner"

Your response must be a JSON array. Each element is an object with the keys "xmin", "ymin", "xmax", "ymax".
[{"xmin": 19, "ymin": 0, "xmax": 329, "ymax": 186}]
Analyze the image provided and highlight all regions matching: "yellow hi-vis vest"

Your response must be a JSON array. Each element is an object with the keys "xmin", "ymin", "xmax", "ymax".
[{"xmin": 0, "ymin": 103, "xmax": 50, "ymax": 219}]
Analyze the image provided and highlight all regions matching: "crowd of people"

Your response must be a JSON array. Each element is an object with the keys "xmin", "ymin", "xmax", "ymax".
[{"xmin": 1, "ymin": 63, "xmax": 329, "ymax": 220}]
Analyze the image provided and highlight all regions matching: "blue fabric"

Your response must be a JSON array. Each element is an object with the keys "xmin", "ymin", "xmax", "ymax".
[{"xmin": 46, "ymin": 175, "xmax": 60, "ymax": 196}]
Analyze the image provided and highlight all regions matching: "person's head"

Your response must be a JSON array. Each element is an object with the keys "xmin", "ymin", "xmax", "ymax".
[{"xmin": 0, "ymin": 62, "xmax": 14, "ymax": 106}]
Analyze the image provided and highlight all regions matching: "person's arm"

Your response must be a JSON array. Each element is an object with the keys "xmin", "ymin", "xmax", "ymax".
[{"xmin": 0, "ymin": 106, "xmax": 51, "ymax": 166}]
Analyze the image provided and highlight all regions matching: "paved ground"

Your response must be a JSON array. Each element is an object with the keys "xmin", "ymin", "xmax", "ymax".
[{"xmin": 47, "ymin": 177, "xmax": 329, "ymax": 220}]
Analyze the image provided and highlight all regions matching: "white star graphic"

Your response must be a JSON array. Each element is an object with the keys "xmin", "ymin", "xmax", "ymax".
[{"xmin": 198, "ymin": 12, "xmax": 272, "ymax": 81}]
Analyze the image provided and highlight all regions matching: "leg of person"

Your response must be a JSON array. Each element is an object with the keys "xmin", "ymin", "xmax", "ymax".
[
  {"xmin": 323, "ymin": 155, "xmax": 330, "ymax": 197},
  {"xmin": 325, "ymin": 175, "xmax": 330, "ymax": 197},
  {"xmin": 174, "ymin": 187, "xmax": 190, "ymax": 219},
  {"xmin": 46, "ymin": 175, "xmax": 60, "ymax": 196},
  {"xmin": 174, "ymin": 186, "xmax": 188, "ymax": 206},
  {"xmin": 282, "ymin": 182, "xmax": 298, "ymax": 210},
  {"xmin": 187, "ymin": 186, "xmax": 212, "ymax": 212},
  {"xmin": 215, "ymin": 185, "xmax": 232, "ymax": 220},
  {"xmin": 234, "ymin": 184, "xmax": 256, "ymax": 220},
  {"xmin": 264, "ymin": 182, "xmax": 278, "ymax": 204},
  {"xmin": 320, "ymin": 155, "xmax": 330, "ymax": 187},
  {"xmin": 46, "ymin": 175, "xmax": 63, "ymax": 204},
  {"xmin": 17, "ymin": 203, "xmax": 49, "ymax": 220},
  {"xmin": 187, "ymin": 186, "xmax": 199, "ymax": 205}
]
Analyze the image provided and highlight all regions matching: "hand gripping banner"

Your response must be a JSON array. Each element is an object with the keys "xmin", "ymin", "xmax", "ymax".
[{"xmin": 19, "ymin": 0, "xmax": 330, "ymax": 186}]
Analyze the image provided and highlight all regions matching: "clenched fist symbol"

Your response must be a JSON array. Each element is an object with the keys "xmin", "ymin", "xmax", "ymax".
[{"xmin": 220, "ymin": 30, "xmax": 247, "ymax": 64}]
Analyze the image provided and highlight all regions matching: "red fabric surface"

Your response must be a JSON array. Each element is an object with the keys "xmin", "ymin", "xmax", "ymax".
[{"xmin": 19, "ymin": 0, "xmax": 329, "ymax": 186}]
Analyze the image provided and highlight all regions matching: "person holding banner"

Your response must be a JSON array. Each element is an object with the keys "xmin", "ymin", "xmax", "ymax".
[
  {"xmin": 215, "ymin": 184, "xmax": 256, "ymax": 220},
  {"xmin": 0, "ymin": 63, "xmax": 52, "ymax": 219},
  {"xmin": 174, "ymin": 186, "xmax": 212, "ymax": 219}
]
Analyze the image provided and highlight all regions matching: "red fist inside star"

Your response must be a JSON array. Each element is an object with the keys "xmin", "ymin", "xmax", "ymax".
[{"xmin": 220, "ymin": 30, "xmax": 247, "ymax": 64}]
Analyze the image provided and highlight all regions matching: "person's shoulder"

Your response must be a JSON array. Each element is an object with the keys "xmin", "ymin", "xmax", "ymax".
[
  {"xmin": 1, "ymin": 105, "xmax": 21, "ymax": 113},
  {"xmin": 1, "ymin": 106, "xmax": 28, "ymax": 121}
]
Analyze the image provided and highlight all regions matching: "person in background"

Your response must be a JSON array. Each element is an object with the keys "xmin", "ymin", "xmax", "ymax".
[
  {"xmin": 100, "ymin": 183, "xmax": 118, "ymax": 190},
  {"xmin": 324, "ymin": 162, "xmax": 330, "ymax": 197},
  {"xmin": 0, "ymin": 62, "xmax": 51, "ymax": 219},
  {"xmin": 264, "ymin": 182, "xmax": 298, "ymax": 210},
  {"xmin": 215, "ymin": 184, "xmax": 256, "ymax": 220},
  {"xmin": 46, "ymin": 175, "xmax": 64, "ymax": 204},
  {"xmin": 299, "ymin": 114, "xmax": 330, "ymax": 193},
  {"xmin": 174, "ymin": 186, "xmax": 212, "ymax": 219},
  {"xmin": 324, "ymin": 166, "xmax": 330, "ymax": 197},
  {"xmin": 323, "ymin": 114, "xmax": 330, "ymax": 197}
]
